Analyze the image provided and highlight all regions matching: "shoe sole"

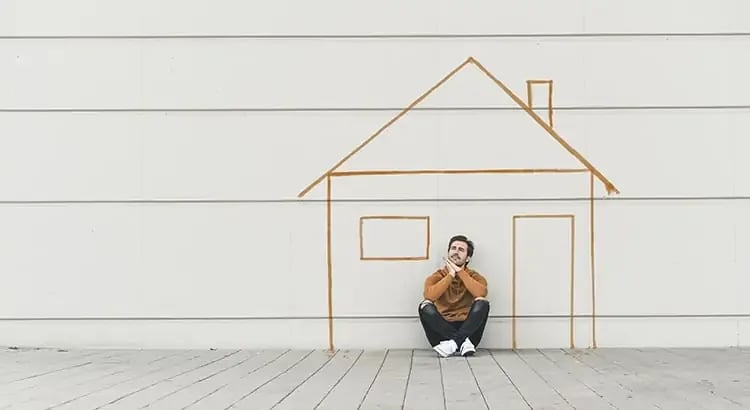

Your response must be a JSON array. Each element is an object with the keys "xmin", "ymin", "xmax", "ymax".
[
  {"xmin": 433, "ymin": 347, "xmax": 450, "ymax": 358},
  {"xmin": 461, "ymin": 348, "xmax": 476, "ymax": 356}
]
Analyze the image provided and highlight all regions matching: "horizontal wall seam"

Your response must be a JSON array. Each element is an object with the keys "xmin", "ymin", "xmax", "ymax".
[
  {"xmin": 0, "ymin": 196, "xmax": 746, "ymax": 205},
  {"xmin": 1, "ymin": 32, "xmax": 749, "ymax": 40},
  {"xmin": 1, "ymin": 105, "xmax": 749, "ymax": 113},
  {"xmin": 0, "ymin": 313, "xmax": 748, "ymax": 321}
]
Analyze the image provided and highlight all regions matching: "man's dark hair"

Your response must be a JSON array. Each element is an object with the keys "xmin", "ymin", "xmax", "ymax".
[{"xmin": 448, "ymin": 234, "xmax": 474, "ymax": 257}]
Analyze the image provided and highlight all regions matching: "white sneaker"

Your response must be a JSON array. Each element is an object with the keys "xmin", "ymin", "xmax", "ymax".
[
  {"xmin": 433, "ymin": 340, "xmax": 458, "ymax": 357},
  {"xmin": 460, "ymin": 338, "xmax": 476, "ymax": 356}
]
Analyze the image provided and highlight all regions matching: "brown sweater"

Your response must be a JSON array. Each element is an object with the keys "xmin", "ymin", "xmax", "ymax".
[{"xmin": 423, "ymin": 267, "xmax": 488, "ymax": 322}]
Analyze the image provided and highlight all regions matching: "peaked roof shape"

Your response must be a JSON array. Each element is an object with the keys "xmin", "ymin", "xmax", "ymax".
[{"xmin": 298, "ymin": 56, "xmax": 619, "ymax": 197}]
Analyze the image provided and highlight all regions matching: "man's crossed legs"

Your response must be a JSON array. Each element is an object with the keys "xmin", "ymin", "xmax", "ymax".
[{"xmin": 418, "ymin": 298, "xmax": 490, "ymax": 357}]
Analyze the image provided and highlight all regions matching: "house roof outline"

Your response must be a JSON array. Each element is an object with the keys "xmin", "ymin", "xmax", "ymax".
[{"xmin": 298, "ymin": 56, "xmax": 619, "ymax": 197}]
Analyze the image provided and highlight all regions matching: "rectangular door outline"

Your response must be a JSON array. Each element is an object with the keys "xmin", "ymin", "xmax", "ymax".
[{"xmin": 512, "ymin": 214, "xmax": 575, "ymax": 349}]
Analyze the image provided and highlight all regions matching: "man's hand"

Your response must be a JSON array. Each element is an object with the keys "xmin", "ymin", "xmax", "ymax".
[
  {"xmin": 441, "ymin": 257, "xmax": 455, "ymax": 277},
  {"xmin": 442, "ymin": 257, "xmax": 462, "ymax": 278}
]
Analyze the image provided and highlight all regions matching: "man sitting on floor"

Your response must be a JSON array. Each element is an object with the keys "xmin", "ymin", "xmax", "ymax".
[{"xmin": 418, "ymin": 234, "xmax": 490, "ymax": 357}]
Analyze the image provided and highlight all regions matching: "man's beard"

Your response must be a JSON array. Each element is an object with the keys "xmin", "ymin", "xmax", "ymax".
[{"xmin": 450, "ymin": 255, "xmax": 465, "ymax": 266}]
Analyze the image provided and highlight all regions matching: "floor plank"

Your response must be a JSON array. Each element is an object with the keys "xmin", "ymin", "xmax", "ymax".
[
  {"xmin": 661, "ymin": 348, "xmax": 750, "ymax": 407},
  {"xmin": 518, "ymin": 349, "xmax": 615, "ymax": 409},
  {"xmin": 314, "ymin": 349, "xmax": 387, "ymax": 410},
  {"xmin": 228, "ymin": 349, "xmax": 334, "ymax": 409},
  {"xmin": 402, "ymin": 350, "xmax": 445, "ymax": 410},
  {"xmin": 1, "ymin": 350, "xmax": 189, "ymax": 409},
  {"xmin": 148, "ymin": 350, "xmax": 290, "ymax": 409},
  {"xmin": 441, "ymin": 353, "xmax": 487, "ymax": 410},
  {"xmin": 358, "ymin": 349, "xmax": 413, "ymax": 410},
  {"xmin": 101, "ymin": 349, "xmax": 254, "ymax": 409},
  {"xmin": 0, "ymin": 350, "xmax": 141, "ymax": 406},
  {"xmin": 467, "ymin": 350, "xmax": 529, "ymax": 409},
  {"xmin": 51, "ymin": 350, "xmax": 233, "ymax": 409},
  {"xmin": 491, "ymin": 349, "xmax": 573, "ymax": 409},
  {"xmin": 628, "ymin": 348, "xmax": 745, "ymax": 409},
  {"xmin": 2, "ymin": 347, "xmax": 749, "ymax": 410},
  {"xmin": 273, "ymin": 349, "xmax": 363, "ymax": 410},
  {"xmin": 186, "ymin": 350, "xmax": 313, "ymax": 409},
  {"xmin": 551, "ymin": 348, "xmax": 657, "ymax": 409},
  {"xmin": 591, "ymin": 348, "xmax": 698, "ymax": 409}
]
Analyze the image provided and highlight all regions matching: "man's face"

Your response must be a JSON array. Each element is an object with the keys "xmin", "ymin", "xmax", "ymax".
[{"xmin": 448, "ymin": 240, "xmax": 470, "ymax": 267}]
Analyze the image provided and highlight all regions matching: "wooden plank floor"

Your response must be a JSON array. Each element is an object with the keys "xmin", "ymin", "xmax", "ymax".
[{"xmin": 1, "ymin": 346, "xmax": 749, "ymax": 409}]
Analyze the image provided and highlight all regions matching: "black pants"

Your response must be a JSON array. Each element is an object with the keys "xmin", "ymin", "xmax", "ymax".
[{"xmin": 418, "ymin": 299, "xmax": 490, "ymax": 347}]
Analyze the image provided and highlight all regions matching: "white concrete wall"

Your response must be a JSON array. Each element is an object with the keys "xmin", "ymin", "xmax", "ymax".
[{"xmin": 1, "ymin": 0, "xmax": 749, "ymax": 350}]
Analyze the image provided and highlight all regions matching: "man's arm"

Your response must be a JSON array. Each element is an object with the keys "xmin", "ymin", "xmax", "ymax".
[
  {"xmin": 457, "ymin": 270, "xmax": 488, "ymax": 298},
  {"xmin": 423, "ymin": 271, "xmax": 452, "ymax": 301}
]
